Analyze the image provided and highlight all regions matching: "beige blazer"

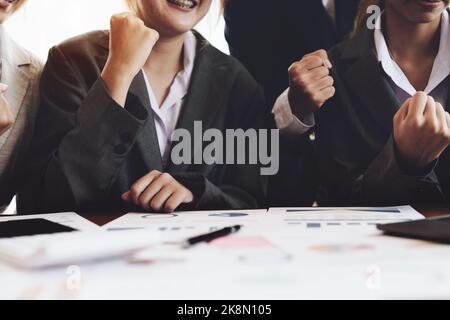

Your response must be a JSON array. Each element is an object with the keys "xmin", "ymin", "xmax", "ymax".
[{"xmin": 0, "ymin": 26, "xmax": 43, "ymax": 208}]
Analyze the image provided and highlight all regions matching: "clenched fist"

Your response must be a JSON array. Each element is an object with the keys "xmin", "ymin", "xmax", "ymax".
[
  {"xmin": 288, "ymin": 49, "xmax": 335, "ymax": 119},
  {"xmin": 101, "ymin": 13, "xmax": 160, "ymax": 106},
  {"xmin": 0, "ymin": 84, "xmax": 14, "ymax": 136},
  {"xmin": 394, "ymin": 92, "xmax": 450, "ymax": 171}
]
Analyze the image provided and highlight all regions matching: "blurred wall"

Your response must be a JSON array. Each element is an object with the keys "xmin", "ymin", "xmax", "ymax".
[{"xmin": 4, "ymin": 0, "xmax": 229, "ymax": 61}]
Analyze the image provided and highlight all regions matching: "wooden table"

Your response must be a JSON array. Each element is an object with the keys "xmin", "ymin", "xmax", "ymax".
[
  {"xmin": 417, "ymin": 206, "xmax": 450, "ymax": 218},
  {"xmin": 78, "ymin": 212, "xmax": 126, "ymax": 227},
  {"xmin": 79, "ymin": 206, "xmax": 450, "ymax": 226}
]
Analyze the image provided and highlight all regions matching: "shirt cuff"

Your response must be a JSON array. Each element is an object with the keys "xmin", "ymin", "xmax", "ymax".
[{"xmin": 272, "ymin": 89, "xmax": 315, "ymax": 134}]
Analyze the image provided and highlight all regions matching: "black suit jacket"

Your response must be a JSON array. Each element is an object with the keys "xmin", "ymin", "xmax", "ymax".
[
  {"xmin": 18, "ymin": 31, "xmax": 267, "ymax": 214},
  {"xmin": 225, "ymin": 0, "xmax": 361, "ymax": 104},
  {"xmin": 316, "ymin": 25, "xmax": 450, "ymax": 206},
  {"xmin": 224, "ymin": 0, "xmax": 361, "ymax": 206}
]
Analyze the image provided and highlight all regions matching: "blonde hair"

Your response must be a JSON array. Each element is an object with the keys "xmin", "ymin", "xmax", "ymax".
[{"xmin": 353, "ymin": 0, "xmax": 385, "ymax": 36}]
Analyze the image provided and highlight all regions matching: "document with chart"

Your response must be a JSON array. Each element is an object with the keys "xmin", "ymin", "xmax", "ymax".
[
  {"xmin": 102, "ymin": 207, "xmax": 424, "ymax": 241},
  {"xmin": 102, "ymin": 209, "xmax": 268, "ymax": 241},
  {"xmin": 266, "ymin": 206, "xmax": 424, "ymax": 229}
]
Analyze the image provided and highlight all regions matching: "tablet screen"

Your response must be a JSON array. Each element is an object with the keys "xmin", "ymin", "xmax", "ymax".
[
  {"xmin": 0, "ymin": 219, "xmax": 76, "ymax": 239},
  {"xmin": 378, "ymin": 217, "xmax": 450, "ymax": 244}
]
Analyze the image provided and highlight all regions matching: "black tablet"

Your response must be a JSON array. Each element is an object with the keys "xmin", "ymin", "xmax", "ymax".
[
  {"xmin": 0, "ymin": 219, "xmax": 76, "ymax": 239},
  {"xmin": 377, "ymin": 216, "xmax": 450, "ymax": 244}
]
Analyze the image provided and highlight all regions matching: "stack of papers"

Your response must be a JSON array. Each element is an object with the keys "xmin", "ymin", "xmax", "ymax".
[{"xmin": 3, "ymin": 207, "xmax": 450, "ymax": 300}]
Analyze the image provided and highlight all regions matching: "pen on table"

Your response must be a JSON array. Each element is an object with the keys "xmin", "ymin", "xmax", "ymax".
[{"xmin": 182, "ymin": 225, "xmax": 242, "ymax": 248}]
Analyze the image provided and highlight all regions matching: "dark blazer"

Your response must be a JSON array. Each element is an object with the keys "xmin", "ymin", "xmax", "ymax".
[
  {"xmin": 18, "ymin": 31, "xmax": 267, "ymax": 214},
  {"xmin": 224, "ymin": 0, "xmax": 361, "ymax": 206},
  {"xmin": 316, "ymin": 25, "xmax": 450, "ymax": 206},
  {"xmin": 225, "ymin": 0, "xmax": 361, "ymax": 105}
]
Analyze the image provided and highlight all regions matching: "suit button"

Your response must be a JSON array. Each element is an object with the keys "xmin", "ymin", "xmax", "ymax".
[
  {"xmin": 114, "ymin": 144, "xmax": 127, "ymax": 155},
  {"xmin": 309, "ymin": 132, "xmax": 316, "ymax": 141},
  {"xmin": 120, "ymin": 131, "xmax": 132, "ymax": 143}
]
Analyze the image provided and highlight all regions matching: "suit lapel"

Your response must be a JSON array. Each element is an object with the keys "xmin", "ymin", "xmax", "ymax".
[
  {"xmin": 340, "ymin": 28, "xmax": 400, "ymax": 134},
  {"xmin": 0, "ymin": 28, "xmax": 32, "ymax": 152},
  {"xmin": 129, "ymin": 71, "xmax": 163, "ymax": 171},
  {"xmin": 166, "ymin": 39, "xmax": 225, "ymax": 173}
]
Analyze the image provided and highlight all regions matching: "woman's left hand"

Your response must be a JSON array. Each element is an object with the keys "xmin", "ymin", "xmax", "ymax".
[{"xmin": 122, "ymin": 171, "xmax": 194, "ymax": 213}]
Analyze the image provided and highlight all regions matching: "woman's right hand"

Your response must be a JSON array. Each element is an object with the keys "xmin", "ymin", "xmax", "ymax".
[
  {"xmin": 101, "ymin": 13, "xmax": 160, "ymax": 106},
  {"xmin": 122, "ymin": 170, "xmax": 194, "ymax": 213},
  {"xmin": 287, "ymin": 49, "xmax": 335, "ymax": 119},
  {"xmin": 394, "ymin": 92, "xmax": 450, "ymax": 171},
  {"xmin": 0, "ymin": 84, "xmax": 14, "ymax": 136}
]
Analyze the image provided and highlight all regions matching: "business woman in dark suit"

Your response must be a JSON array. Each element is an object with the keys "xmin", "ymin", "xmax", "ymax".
[
  {"xmin": 19, "ymin": 0, "xmax": 266, "ymax": 214},
  {"xmin": 224, "ymin": 0, "xmax": 361, "ymax": 206},
  {"xmin": 287, "ymin": 0, "xmax": 450, "ymax": 206}
]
